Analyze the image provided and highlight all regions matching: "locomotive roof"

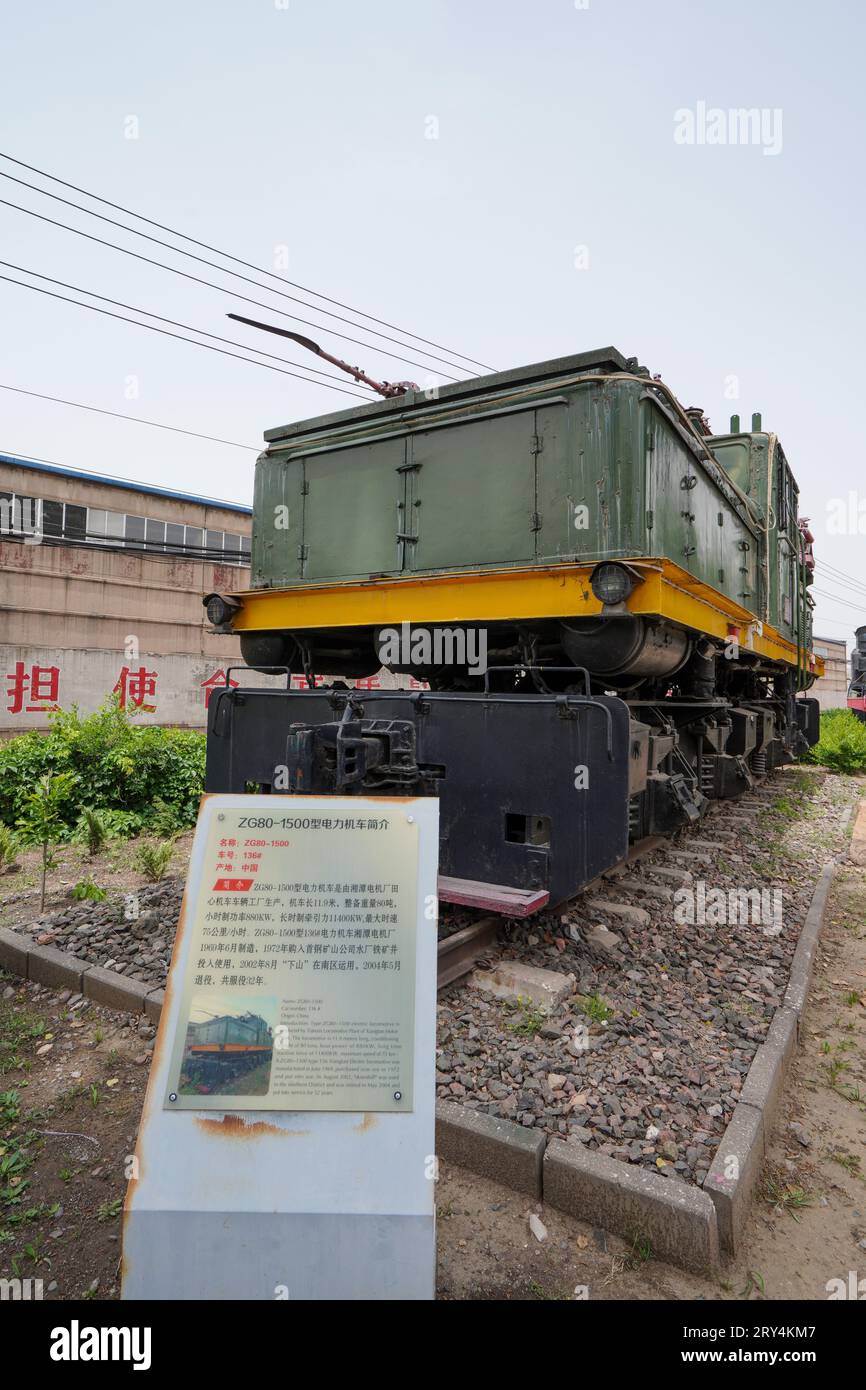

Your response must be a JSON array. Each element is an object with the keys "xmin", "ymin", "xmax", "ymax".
[{"xmin": 263, "ymin": 346, "xmax": 644, "ymax": 446}]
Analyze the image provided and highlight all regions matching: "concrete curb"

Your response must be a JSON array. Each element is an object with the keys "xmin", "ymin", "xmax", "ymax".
[
  {"xmin": 83, "ymin": 965, "xmax": 153, "ymax": 1013},
  {"xmin": 26, "ymin": 942, "xmax": 90, "ymax": 993},
  {"xmin": 145, "ymin": 988, "xmax": 165, "ymax": 1023},
  {"xmin": 544, "ymin": 1138, "xmax": 719, "ymax": 1274},
  {"xmin": 436, "ymin": 1100, "xmax": 545, "ymax": 1197},
  {"xmin": 783, "ymin": 861, "xmax": 835, "ymax": 1022},
  {"xmin": 738, "ymin": 1007, "xmax": 798, "ymax": 1120},
  {"xmin": 0, "ymin": 931, "xmax": 160, "ymax": 1018},
  {"xmin": 0, "ymin": 927, "xmax": 30, "ymax": 977},
  {"xmin": 705, "ymin": 862, "xmax": 837, "ymax": 1255},
  {"xmin": 849, "ymin": 799, "xmax": 866, "ymax": 867},
  {"xmin": 704, "ymin": 1103, "xmax": 765, "ymax": 1256}
]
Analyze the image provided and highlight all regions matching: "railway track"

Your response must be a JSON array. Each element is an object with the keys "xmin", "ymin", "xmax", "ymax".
[{"xmin": 435, "ymin": 779, "xmax": 780, "ymax": 991}]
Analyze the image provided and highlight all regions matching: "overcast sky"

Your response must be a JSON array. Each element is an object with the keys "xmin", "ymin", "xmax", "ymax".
[{"xmin": 2, "ymin": 0, "xmax": 864, "ymax": 648}]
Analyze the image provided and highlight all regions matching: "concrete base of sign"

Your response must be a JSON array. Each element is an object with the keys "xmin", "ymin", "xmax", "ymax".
[
  {"xmin": 121, "ymin": 793, "xmax": 440, "ymax": 1301},
  {"xmin": 123, "ymin": 1209, "xmax": 435, "ymax": 1300}
]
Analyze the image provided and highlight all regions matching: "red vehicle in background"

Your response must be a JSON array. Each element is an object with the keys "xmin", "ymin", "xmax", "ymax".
[{"xmin": 849, "ymin": 626, "xmax": 866, "ymax": 722}]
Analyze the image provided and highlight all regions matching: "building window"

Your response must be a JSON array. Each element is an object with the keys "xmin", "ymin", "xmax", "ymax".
[
  {"xmin": 42, "ymin": 500, "xmax": 64, "ymax": 538},
  {"xmin": 64, "ymin": 504, "xmax": 87, "ymax": 541},
  {"xmin": 145, "ymin": 518, "xmax": 166, "ymax": 550},
  {"xmin": 1, "ymin": 488, "xmax": 250, "ymax": 559},
  {"xmin": 125, "ymin": 514, "xmax": 146, "ymax": 546}
]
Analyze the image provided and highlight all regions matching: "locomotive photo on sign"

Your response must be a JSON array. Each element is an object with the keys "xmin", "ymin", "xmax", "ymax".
[{"xmin": 179, "ymin": 1000, "xmax": 276, "ymax": 1097}]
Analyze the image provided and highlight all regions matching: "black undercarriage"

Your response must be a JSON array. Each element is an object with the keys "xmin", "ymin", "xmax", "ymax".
[{"xmin": 205, "ymin": 659, "xmax": 820, "ymax": 907}]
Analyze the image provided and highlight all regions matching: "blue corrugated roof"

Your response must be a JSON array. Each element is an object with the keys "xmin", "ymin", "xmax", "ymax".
[{"xmin": 0, "ymin": 453, "xmax": 252, "ymax": 515}]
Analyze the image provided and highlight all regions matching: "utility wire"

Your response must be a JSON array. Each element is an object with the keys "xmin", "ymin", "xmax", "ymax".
[
  {"xmin": 813, "ymin": 588, "xmax": 866, "ymax": 614},
  {"xmin": 0, "ymin": 174, "xmax": 468, "ymax": 379},
  {"xmin": 0, "ymin": 192, "xmax": 457, "ymax": 382},
  {"xmin": 0, "ymin": 273, "xmax": 372, "ymax": 400},
  {"xmin": 0, "ymin": 150, "xmax": 494, "ymax": 372},
  {"xmin": 818, "ymin": 562, "xmax": 866, "ymax": 598},
  {"xmin": 0, "ymin": 384, "xmax": 259, "ymax": 452},
  {"xmin": 0, "ymin": 258, "xmax": 377, "ymax": 394}
]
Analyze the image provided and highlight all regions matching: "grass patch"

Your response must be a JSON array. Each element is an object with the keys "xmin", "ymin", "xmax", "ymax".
[
  {"xmin": 805, "ymin": 709, "xmax": 866, "ymax": 774},
  {"xmin": 763, "ymin": 1169, "xmax": 812, "ymax": 1222},
  {"xmin": 504, "ymin": 996, "xmax": 546, "ymax": 1036},
  {"xmin": 0, "ymin": 1007, "xmax": 47, "ymax": 1076},
  {"xmin": 574, "ymin": 991, "xmax": 615, "ymax": 1025},
  {"xmin": 624, "ymin": 1230, "xmax": 653, "ymax": 1269}
]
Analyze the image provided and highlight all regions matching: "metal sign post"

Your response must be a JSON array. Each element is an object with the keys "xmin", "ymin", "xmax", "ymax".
[{"xmin": 122, "ymin": 793, "xmax": 439, "ymax": 1300}]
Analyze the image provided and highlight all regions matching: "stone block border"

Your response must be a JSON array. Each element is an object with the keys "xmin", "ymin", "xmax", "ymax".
[
  {"xmin": 704, "ymin": 860, "xmax": 837, "ymax": 1255},
  {"xmin": 0, "ymin": 928, "xmax": 164, "ymax": 1022},
  {"xmin": 544, "ymin": 1139, "xmax": 719, "ymax": 1274},
  {"xmin": 0, "ymin": 820, "xmax": 849, "ymax": 1275}
]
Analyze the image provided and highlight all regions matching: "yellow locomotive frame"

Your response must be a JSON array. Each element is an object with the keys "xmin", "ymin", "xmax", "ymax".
[{"xmin": 225, "ymin": 556, "xmax": 823, "ymax": 681}]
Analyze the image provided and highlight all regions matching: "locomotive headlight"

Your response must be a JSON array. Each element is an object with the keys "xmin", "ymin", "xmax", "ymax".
[
  {"xmin": 589, "ymin": 563, "xmax": 642, "ymax": 606},
  {"xmin": 204, "ymin": 592, "xmax": 241, "ymax": 629}
]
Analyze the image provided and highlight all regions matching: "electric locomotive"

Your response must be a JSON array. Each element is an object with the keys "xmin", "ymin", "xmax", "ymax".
[{"xmin": 203, "ymin": 347, "xmax": 822, "ymax": 911}]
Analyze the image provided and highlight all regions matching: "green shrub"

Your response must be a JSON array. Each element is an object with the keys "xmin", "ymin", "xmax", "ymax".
[
  {"xmin": 17, "ymin": 772, "xmax": 78, "ymax": 912},
  {"xmin": 146, "ymin": 796, "xmax": 186, "ymax": 838},
  {"xmin": 805, "ymin": 709, "xmax": 866, "ymax": 774},
  {"xmin": 0, "ymin": 826, "xmax": 20, "ymax": 872},
  {"xmin": 76, "ymin": 808, "xmax": 109, "ymax": 857},
  {"xmin": 136, "ymin": 840, "xmax": 175, "ymax": 882},
  {"xmin": 71, "ymin": 877, "xmax": 108, "ymax": 903},
  {"xmin": 82, "ymin": 809, "xmax": 146, "ymax": 841},
  {"xmin": 0, "ymin": 700, "xmax": 205, "ymax": 838}
]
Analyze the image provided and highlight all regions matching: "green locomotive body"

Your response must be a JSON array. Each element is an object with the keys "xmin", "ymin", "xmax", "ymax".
[{"xmin": 242, "ymin": 348, "xmax": 810, "ymax": 675}]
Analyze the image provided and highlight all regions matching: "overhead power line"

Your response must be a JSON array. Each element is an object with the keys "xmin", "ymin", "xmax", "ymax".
[
  {"xmin": 0, "ymin": 192, "xmax": 460, "ymax": 383},
  {"xmin": 0, "ymin": 150, "xmax": 494, "ymax": 372},
  {"xmin": 813, "ymin": 588, "xmax": 866, "ymax": 614},
  {"xmin": 0, "ymin": 272, "xmax": 372, "ymax": 400},
  {"xmin": 0, "ymin": 384, "xmax": 259, "ymax": 452},
  {"xmin": 818, "ymin": 561, "xmax": 866, "ymax": 598},
  {"xmin": 811, "ymin": 617, "xmax": 855, "ymax": 631},
  {"xmin": 0, "ymin": 167, "xmax": 481, "ymax": 379},
  {"xmin": 0, "ymin": 257, "xmax": 377, "ymax": 394}
]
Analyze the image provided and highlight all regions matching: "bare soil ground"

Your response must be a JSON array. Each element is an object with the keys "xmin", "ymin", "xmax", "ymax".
[
  {"xmin": 0, "ymin": 980, "xmax": 153, "ymax": 1299},
  {"xmin": 0, "ymin": 831, "xmax": 194, "ymax": 933}
]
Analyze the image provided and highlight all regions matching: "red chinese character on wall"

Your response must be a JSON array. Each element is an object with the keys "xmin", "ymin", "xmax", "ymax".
[
  {"xmin": 114, "ymin": 665, "xmax": 158, "ymax": 712},
  {"xmin": 5, "ymin": 661, "xmax": 61, "ymax": 714},
  {"xmin": 200, "ymin": 669, "xmax": 239, "ymax": 708}
]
